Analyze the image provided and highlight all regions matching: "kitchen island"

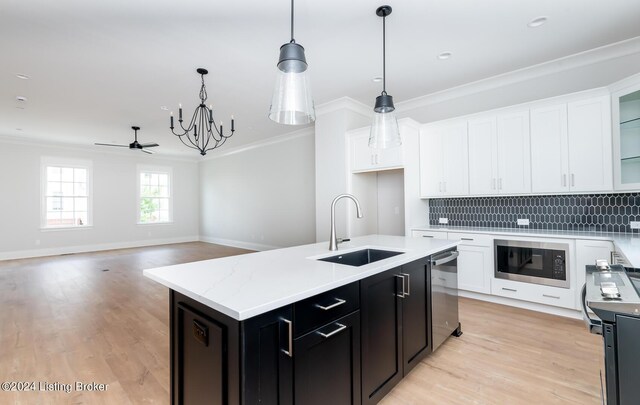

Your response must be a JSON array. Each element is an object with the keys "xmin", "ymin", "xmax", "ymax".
[{"xmin": 144, "ymin": 235, "xmax": 459, "ymax": 405}]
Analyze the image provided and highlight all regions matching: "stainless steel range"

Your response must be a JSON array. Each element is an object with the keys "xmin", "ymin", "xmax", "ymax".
[{"xmin": 583, "ymin": 261, "xmax": 640, "ymax": 405}]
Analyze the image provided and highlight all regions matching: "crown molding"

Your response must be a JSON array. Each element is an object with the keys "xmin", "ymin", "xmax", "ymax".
[
  {"xmin": 0, "ymin": 134, "xmax": 197, "ymax": 163},
  {"xmin": 397, "ymin": 36, "xmax": 640, "ymax": 113},
  {"xmin": 315, "ymin": 96, "xmax": 373, "ymax": 118},
  {"xmin": 200, "ymin": 127, "xmax": 314, "ymax": 161}
]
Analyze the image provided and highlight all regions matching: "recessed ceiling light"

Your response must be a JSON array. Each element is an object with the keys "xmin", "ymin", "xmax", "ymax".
[
  {"xmin": 528, "ymin": 16, "xmax": 548, "ymax": 28},
  {"xmin": 16, "ymin": 96, "xmax": 27, "ymax": 102},
  {"xmin": 15, "ymin": 106, "xmax": 25, "ymax": 110},
  {"xmin": 437, "ymin": 51, "xmax": 453, "ymax": 60},
  {"xmin": 372, "ymin": 77, "xmax": 383, "ymax": 83},
  {"xmin": 160, "ymin": 106, "xmax": 169, "ymax": 111},
  {"xmin": 16, "ymin": 128, "xmax": 23, "ymax": 131},
  {"xmin": 15, "ymin": 73, "xmax": 30, "ymax": 80}
]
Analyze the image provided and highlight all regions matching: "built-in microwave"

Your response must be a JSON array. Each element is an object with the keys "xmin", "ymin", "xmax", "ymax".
[{"xmin": 495, "ymin": 240, "xmax": 570, "ymax": 289}]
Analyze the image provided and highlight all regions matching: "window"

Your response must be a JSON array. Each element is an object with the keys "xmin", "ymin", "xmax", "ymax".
[
  {"xmin": 41, "ymin": 157, "xmax": 92, "ymax": 229},
  {"xmin": 138, "ymin": 166, "xmax": 172, "ymax": 224}
]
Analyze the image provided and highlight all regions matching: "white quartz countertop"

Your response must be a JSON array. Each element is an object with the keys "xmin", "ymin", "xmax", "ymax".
[
  {"xmin": 144, "ymin": 235, "xmax": 458, "ymax": 321},
  {"xmin": 412, "ymin": 225, "xmax": 640, "ymax": 268}
]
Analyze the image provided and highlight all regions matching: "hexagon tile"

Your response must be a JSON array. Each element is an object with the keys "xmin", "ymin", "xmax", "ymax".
[{"xmin": 428, "ymin": 193, "xmax": 640, "ymax": 233}]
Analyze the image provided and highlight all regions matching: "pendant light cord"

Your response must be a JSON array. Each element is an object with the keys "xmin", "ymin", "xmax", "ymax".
[
  {"xmin": 290, "ymin": 0, "xmax": 295, "ymax": 43},
  {"xmin": 382, "ymin": 15, "xmax": 386, "ymax": 95}
]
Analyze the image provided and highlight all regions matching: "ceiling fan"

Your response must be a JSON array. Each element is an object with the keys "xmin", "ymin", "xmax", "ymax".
[{"xmin": 95, "ymin": 126, "xmax": 159, "ymax": 154}]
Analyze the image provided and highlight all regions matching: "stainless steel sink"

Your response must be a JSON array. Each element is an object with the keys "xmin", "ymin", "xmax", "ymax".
[{"xmin": 318, "ymin": 249, "xmax": 404, "ymax": 267}]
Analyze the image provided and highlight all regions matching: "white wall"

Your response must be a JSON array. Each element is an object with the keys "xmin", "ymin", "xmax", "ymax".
[
  {"xmin": 199, "ymin": 132, "xmax": 316, "ymax": 250},
  {"xmin": 315, "ymin": 99, "xmax": 371, "ymax": 242},
  {"xmin": 0, "ymin": 140, "xmax": 199, "ymax": 259}
]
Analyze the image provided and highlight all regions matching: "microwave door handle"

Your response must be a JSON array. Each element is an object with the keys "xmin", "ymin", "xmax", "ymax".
[
  {"xmin": 581, "ymin": 284, "xmax": 602, "ymax": 335},
  {"xmin": 431, "ymin": 251, "xmax": 459, "ymax": 266}
]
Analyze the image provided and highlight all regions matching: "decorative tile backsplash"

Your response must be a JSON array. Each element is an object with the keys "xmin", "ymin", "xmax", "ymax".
[{"xmin": 428, "ymin": 193, "xmax": 640, "ymax": 233}]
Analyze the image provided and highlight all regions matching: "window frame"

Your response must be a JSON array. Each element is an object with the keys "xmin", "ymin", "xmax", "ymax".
[
  {"xmin": 40, "ymin": 156, "xmax": 94, "ymax": 230},
  {"xmin": 137, "ymin": 165, "xmax": 173, "ymax": 225}
]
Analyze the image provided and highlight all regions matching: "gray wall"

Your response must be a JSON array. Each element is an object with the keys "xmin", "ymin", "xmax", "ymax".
[{"xmin": 199, "ymin": 133, "xmax": 316, "ymax": 249}]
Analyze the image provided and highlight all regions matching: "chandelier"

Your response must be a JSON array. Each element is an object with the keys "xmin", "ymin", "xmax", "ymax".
[{"xmin": 170, "ymin": 68, "xmax": 235, "ymax": 156}]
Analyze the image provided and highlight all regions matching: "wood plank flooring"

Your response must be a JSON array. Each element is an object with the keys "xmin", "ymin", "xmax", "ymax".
[{"xmin": 0, "ymin": 242, "xmax": 603, "ymax": 404}]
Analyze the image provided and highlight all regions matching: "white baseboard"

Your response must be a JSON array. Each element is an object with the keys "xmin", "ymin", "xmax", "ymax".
[
  {"xmin": 199, "ymin": 236, "xmax": 281, "ymax": 252},
  {"xmin": 459, "ymin": 290, "xmax": 582, "ymax": 320},
  {"xmin": 0, "ymin": 235, "xmax": 200, "ymax": 261}
]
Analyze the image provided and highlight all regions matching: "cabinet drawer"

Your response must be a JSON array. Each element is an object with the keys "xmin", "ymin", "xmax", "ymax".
[
  {"xmin": 294, "ymin": 282, "xmax": 359, "ymax": 337},
  {"xmin": 411, "ymin": 230, "xmax": 447, "ymax": 239},
  {"xmin": 491, "ymin": 278, "xmax": 574, "ymax": 309},
  {"xmin": 447, "ymin": 232, "xmax": 493, "ymax": 247}
]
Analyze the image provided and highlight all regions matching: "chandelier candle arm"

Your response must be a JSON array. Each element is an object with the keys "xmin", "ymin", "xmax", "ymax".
[{"xmin": 169, "ymin": 68, "xmax": 236, "ymax": 156}]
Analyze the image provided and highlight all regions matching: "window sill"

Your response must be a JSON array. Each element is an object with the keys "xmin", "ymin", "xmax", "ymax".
[
  {"xmin": 136, "ymin": 221, "xmax": 174, "ymax": 226},
  {"xmin": 40, "ymin": 225, "xmax": 94, "ymax": 232}
]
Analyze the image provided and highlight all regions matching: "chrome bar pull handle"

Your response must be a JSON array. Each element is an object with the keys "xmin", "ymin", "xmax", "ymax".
[
  {"xmin": 318, "ymin": 323, "xmax": 347, "ymax": 339},
  {"xmin": 562, "ymin": 174, "xmax": 567, "ymax": 187},
  {"xmin": 395, "ymin": 275, "xmax": 406, "ymax": 298},
  {"xmin": 502, "ymin": 287, "xmax": 517, "ymax": 292},
  {"xmin": 281, "ymin": 318, "xmax": 293, "ymax": 357},
  {"xmin": 315, "ymin": 298, "xmax": 346, "ymax": 311},
  {"xmin": 400, "ymin": 273, "xmax": 411, "ymax": 296},
  {"xmin": 571, "ymin": 173, "xmax": 575, "ymax": 187}
]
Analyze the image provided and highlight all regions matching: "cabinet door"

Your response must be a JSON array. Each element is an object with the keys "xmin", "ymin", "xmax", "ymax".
[
  {"xmin": 530, "ymin": 104, "xmax": 570, "ymax": 193},
  {"xmin": 293, "ymin": 311, "xmax": 361, "ymax": 405},
  {"xmin": 243, "ymin": 307, "xmax": 293, "ymax": 405},
  {"xmin": 350, "ymin": 131, "xmax": 376, "ymax": 172},
  {"xmin": 575, "ymin": 239, "xmax": 613, "ymax": 310},
  {"xmin": 441, "ymin": 121, "xmax": 469, "ymax": 196},
  {"xmin": 361, "ymin": 268, "xmax": 403, "ymax": 405},
  {"xmin": 468, "ymin": 116, "xmax": 498, "ymax": 195},
  {"xmin": 419, "ymin": 126, "xmax": 444, "ymax": 197},
  {"xmin": 400, "ymin": 258, "xmax": 430, "ymax": 374},
  {"xmin": 496, "ymin": 110, "xmax": 531, "ymax": 194},
  {"xmin": 567, "ymin": 96, "xmax": 613, "ymax": 192},
  {"xmin": 456, "ymin": 244, "xmax": 491, "ymax": 294},
  {"xmin": 377, "ymin": 143, "xmax": 404, "ymax": 169}
]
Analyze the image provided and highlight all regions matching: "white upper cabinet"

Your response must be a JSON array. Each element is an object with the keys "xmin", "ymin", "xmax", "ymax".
[
  {"xmin": 530, "ymin": 94, "xmax": 612, "ymax": 193},
  {"xmin": 419, "ymin": 121, "xmax": 469, "ymax": 197},
  {"xmin": 468, "ymin": 117, "xmax": 497, "ymax": 195},
  {"xmin": 467, "ymin": 110, "xmax": 530, "ymax": 195},
  {"xmin": 611, "ymin": 76, "xmax": 640, "ymax": 191},
  {"xmin": 349, "ymin": 128, "xmax": 403, "ymax": 173},
  {"xmin": 530, "ymin": 104, "xmax": 570, "ymax": 193},
  {"xmin": 567, "ymin": 96, "xmax": 613, "ymax": 192}
]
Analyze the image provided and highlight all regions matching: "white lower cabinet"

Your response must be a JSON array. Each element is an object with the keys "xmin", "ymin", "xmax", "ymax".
[
  {"xmin": 491, "ymin": 277, "xmax": 575, "ymax": 309},
  {"xmin": 575, "ymin": 239, "xmax": 614, "ymax": 310},
  {"xmin": 447, "ymin": 232, "xmax": 493, "ymax": 294}
]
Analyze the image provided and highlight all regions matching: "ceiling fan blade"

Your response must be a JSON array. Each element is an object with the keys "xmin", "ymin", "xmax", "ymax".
[
  {"xmin": 140, "ymin": 143, "xmax": 159, "ymax": 148},
  {"xmin": 141, "ymin": 149, "xmax": 154, "ymax": 154},
  {"xmin": 95, "ymin": 143, "xmax": 129, "ymax": 147}
]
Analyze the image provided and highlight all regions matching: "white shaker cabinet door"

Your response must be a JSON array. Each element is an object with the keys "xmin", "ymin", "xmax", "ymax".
[
  {"xmin": 468, "ymin": 116, "xmax": 498, "ymax": 195},
  {"xmin": 530, "ymin": 104, "xmax": 570, "ymax": 193},
  {"xmin": 496, "ymin": 110, "xmax": 531, "ymax": 194},
  {"xmin": 350, "ymin": 130, "xmax": 375, "ymax": 172},
  {"xmin": 419, "ymin": 125, "xmax": 444, "ymax": 197},
  {"xmin": 441, "ymin": 121, "xmax": 470, "ymax": 196},
  {"xmin": 567, "ymin": 96, "xmax": 613, "ymax": 192}
]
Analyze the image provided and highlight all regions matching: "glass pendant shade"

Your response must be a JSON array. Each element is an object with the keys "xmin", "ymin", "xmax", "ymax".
[
  {"xmin": 269, "ymin": 42, "xmax": 315, "ymax": 125},
  {"xmin": 369, "ymin": 109, "xmax": 401, "ymax": 149}
]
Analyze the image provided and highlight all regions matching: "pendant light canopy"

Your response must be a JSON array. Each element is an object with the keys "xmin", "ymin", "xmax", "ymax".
[
  {"xmin": 369, "ymin": 5, "xmax": 401, "ymax": 149},
  {"xmin": 269, "ymin": 0, "xmax": 315, "ymax": 125}
]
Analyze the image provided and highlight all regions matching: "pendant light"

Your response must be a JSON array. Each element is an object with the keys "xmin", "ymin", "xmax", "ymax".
[
  {"xmin": 369, "ymin": 5, "xmax": 401, "ymax": 149},
  {"xmin": 268, "ymin": 0, "xmax": 315, "ymax": 125}
]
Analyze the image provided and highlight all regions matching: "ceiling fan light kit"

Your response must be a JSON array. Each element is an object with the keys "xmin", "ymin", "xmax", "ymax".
[
  {"xmin": 369, "ymin": 5, "xmax": 402, "ymax": 150},
  {"xmin": 95, "ymin": 126, "xmax": 159, "ymax": 154},
  {"xmin": 170, "ymin": 68, "xmax": 235, "ymax": 156},
  {"xmin": 268, "ymin": 0, "xmax": 315, "ymax": 125}
]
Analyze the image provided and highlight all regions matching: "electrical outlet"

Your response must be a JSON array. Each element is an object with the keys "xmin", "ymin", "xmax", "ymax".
[
  {"xmin": 517, "ymin": 218, "xmax": 530, "ymax": 226},
  {"xmin": 439, "ymin": 218, "xmax": 449, "ymax": 225},
  {"xmin": 631, "ymin": 221, "xmax": 640, "ymax": 230}
]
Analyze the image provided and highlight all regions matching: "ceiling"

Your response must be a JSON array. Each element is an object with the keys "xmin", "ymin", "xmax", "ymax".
[{"xmin": 2, "ymin": 0, "xmax": 640, "ymax": 158}]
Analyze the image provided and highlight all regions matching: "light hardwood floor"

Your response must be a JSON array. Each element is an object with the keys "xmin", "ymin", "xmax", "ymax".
[{"xmin": 0, "ymin": 242, "xmax": 604, "ymax": 404}]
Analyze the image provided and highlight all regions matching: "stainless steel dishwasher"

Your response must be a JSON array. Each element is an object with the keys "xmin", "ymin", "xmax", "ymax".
[{"xmin": 431, "ymin": 249, "xmax": 462, "ymax": 351}]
